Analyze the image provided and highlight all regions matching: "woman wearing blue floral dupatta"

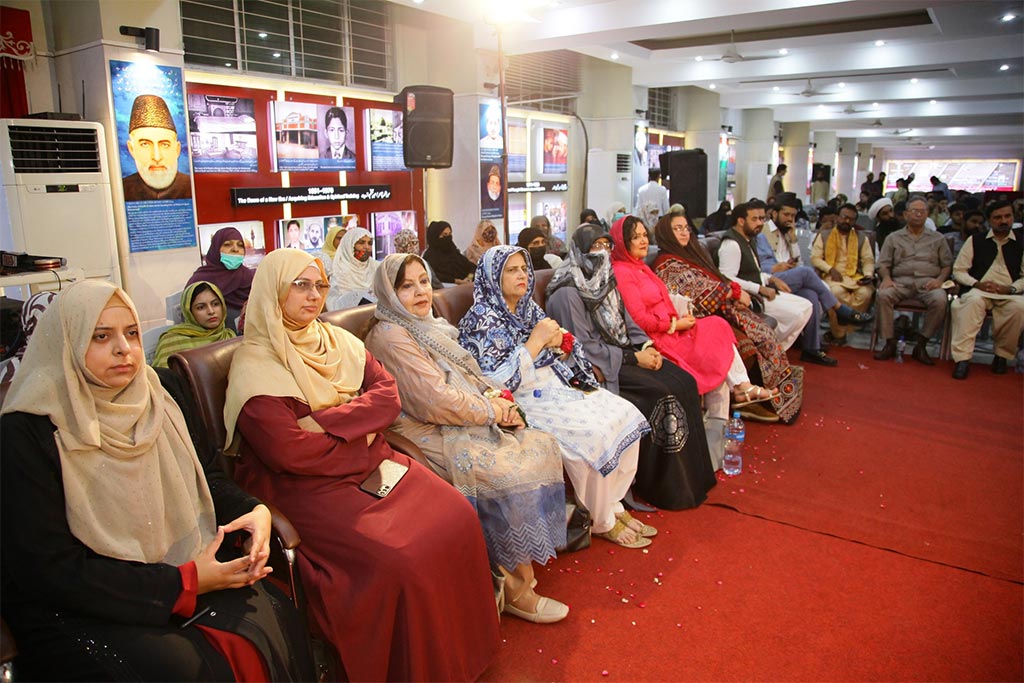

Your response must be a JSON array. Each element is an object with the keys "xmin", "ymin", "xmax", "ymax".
[{"xmin": 459, "ymin": 246, "xmax": 654, "ymax": 549}]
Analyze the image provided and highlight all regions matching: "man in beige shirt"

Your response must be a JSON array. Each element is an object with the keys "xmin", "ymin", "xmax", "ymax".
[
  {"xmin": 874, "ymin": 196, "xmax": 953, "ymax": 364},
  {"xmin": 811, "ymin": 203, "xmax": 875, "ymax": 345},
  {"xmin": 950, "ymin": 200, "xmax": 1024, "ymax": 379}
]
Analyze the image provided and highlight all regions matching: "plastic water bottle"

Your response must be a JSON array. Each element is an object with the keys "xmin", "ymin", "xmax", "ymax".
[
  {"xmin": 895, "ymin": 336, "xmax": 906, "ymax": 364},
  {"xmin": 723, "ymin": 411, "xmax": 744, "ymax": 476}
]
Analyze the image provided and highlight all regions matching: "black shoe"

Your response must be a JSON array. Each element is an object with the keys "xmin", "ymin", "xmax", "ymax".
[
  {"xmin": 874, "ymin": 339, "xmax": 898, "ymax": 360},
  {"xmin": 992, "ymin": 356, "xmax": 1008, "ymax": 374},
  {"xmin": 911, "ymin": 338, "xmax": 935, "ymax": 366},
  {"xmin": 835, "ymin": 305, "xmax": 872, "ymax": 326},
  {"xmin": 801, "ymin": 349, "xmax": 839, "ymax": 366},
  {"xmin": 952, "ymin": 361, "xmax": 970, "ymax": 380}
]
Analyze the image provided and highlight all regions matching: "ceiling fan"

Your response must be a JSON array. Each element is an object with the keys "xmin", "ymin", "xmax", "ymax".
[
  {"xmin": 704, "ymin": 30, "xmax": 782, "ymax": 64},
  {"xmin": 839, "ymin": 103, "xmax": 870, "ymax": 114},
  {"xmin": 890, "ymin": 128, "xmax": 913, "ymax": 135},
  {"xmin": 870, "ymin": 119, "xmax": 885, "ymax": 127},
  {"xmin": 799, "ymin": 79, "xmax": 834, "ymax": 97}
]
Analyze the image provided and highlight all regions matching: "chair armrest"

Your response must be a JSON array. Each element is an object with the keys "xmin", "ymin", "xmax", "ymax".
[
  {"xmin": 265, "ymin": 502, "xmax": 301, "ymax": 550},
  {"xmin": 384, "ymin": 430, "xmax": 431, "ymax": 468}
]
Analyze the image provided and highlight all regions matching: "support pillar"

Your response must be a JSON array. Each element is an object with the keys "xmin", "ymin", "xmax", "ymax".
[
  {"xmin": 736, "ymin": 108, "xmax": 774, "ymax": 203},
  {"xmin": 780, "ymin": 121, "xmax": 810, "ymax": 203}
]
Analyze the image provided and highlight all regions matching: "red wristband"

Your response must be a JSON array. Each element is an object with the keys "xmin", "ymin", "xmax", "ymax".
[{"xmin": 729, "ymin": 281, "xmax": 742, "ymax": 299}]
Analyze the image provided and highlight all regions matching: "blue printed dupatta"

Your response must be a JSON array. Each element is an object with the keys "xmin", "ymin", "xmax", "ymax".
[{"xmin": 457, "ymin": 245, "xmax": 597, "ymax": 392}]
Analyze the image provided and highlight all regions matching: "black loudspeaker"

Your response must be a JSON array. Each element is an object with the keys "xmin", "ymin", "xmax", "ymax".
[
  {"xmin": 660, "ymin": 149, "xmax": 708, "ymax": 218},
  {"xmin": 395, "ymin": 85, "xmax": 454, "ymax": 168}
]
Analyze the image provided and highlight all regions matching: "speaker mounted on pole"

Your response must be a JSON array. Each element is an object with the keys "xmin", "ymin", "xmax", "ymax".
[{"xmin": 395, "ymin": 85, "xmax": 454, "ymax": 169}]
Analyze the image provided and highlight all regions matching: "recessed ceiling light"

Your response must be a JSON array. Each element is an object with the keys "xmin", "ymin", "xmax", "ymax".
[
  {"xmin": 709, "ymin": 83, "xmax": 716, "ymax": 90},
  {"xmin": 258, "ymin": 32, "xmax": 267, "ymax": 38},
  {"xmin": 872, "ymin": 102, "xmax": 879, "ymax": 108},
  {"xmin": 1002, "ymin": 13, "xmax": 1015, "ymax": 21},
  {"xmin": 772, "ymin": 86, "xmax": 780, "ymax": 92},
  {"xmin": 695, "ymin": 56, "xmax": 703, "ymax": 62},
  {"xmin": 929, "ymin": 99, "xmax": 937, "ymax": 105},
  {"xmin": 610, "ymin": 52, "xmax": 619, "ymax": 60},
  {"xmin": 778, "ymin": 48, "xmax": 788, "ymax": 55},
  {"xmin": 928, "ymin": 145, "xmax": 935, "ymax": 149},
  {"xmin": 910, "ymin": 77, "xmax": 919, "ymax": 83},
  {"xmin": 225, "ymin": 62, "xmax": 232, "ymax": 67},
  {"xmin": 874, "ymin": 40, "xmax": 885, "ymax": 47},
  {"xmin": 817, "ymin": 104, "xmax": 824, "ymax": 109},
  {"xmin": 412, "ymin": 0, "xmax": 424, "ymax": 4},
  {"xmin": 1000, "ymin": 64, "xmax": 1010, "ymax": 71},
  {"xmin": 272, "ymin": 52, "xmax": 281, "ymax": 58},
  {"xmin": 838, "ymin": 82, "xmax": 846, "ymax": 88}
]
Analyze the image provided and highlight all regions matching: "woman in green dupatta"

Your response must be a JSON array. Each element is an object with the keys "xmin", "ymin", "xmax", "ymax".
[{"xmin": 151, "ymin": 282, "xmax": 236, "ymax": 368}]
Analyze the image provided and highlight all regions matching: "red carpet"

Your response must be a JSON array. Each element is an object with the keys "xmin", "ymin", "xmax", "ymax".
[
  {"xmin": 710, "ymin": 346, "xmax": 1023, "ymax": 582},
  {"xmin": 480, "ymin": 347, "xmax": 1023, "ymax": 681}
]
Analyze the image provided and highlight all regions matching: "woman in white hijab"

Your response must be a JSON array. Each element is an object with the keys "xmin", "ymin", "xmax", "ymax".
[
  {"xmin": 326, "ymin": 227, "xmax": 379, "ymax": 310},
  {"xmin": 0, "ymin": 279, "xmax": 312, "ymax": 681}
]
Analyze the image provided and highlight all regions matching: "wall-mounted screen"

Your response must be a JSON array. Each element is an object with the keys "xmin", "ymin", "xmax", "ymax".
[
  {"xmin": 541, "ymin": 127, "xmax": 568, "ymax": 174},
  {"xmin": 883, "ymin": 159, "xmax": 1020, "ymax": 194},
  {"xmin": 366, "ymin": 109, "xmax": 407, "ymax": 172}
]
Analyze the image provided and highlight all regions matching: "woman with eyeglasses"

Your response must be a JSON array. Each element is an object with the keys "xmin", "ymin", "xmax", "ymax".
[
  {"xmin": 652, "ymin": 211, "xmax": 804, "ymax": 425},
  {"xmin": 224, "ymin": 249, "xmax": 500, "ymax": 681}
]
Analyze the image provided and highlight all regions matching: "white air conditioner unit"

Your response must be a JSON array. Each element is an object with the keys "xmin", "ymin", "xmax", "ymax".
[
  {"xmin": 587, "ymin": 150, "xmax": 633, "ymax": 217},
  {"xmin": 0, "ymin": 119, "xmax": 120, "ymax": 286}
]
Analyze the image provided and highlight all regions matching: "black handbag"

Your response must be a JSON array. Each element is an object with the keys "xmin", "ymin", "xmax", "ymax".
[{"xmin": 557, "ymin": 502, "xmax": 592, "ymax": 553}]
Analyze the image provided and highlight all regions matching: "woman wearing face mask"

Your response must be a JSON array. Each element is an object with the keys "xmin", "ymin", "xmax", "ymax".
[
  {"xmin": 546, "ymin": 225, "xmax": 715, "ymax": 509},
  {"xmin": 530, "ymin": 215, "xmax": 567, "ymax": 259},
  {"xmin": 465, "ymin": 220, "xmax": 501, "ymax": 264},
  {"xmin": 516, "ymin": 227, "xmax": 554, "ymax": 271},
  {"xmin": 151, "ymin": 282, "xmax": 236, "ymax": 368},
  {"xmin": 187, "ymin": 227, "xmax": 254, "ymax": 332},
  {"xmin": 422, "ymin": 220, "xmax": 476, "ymax": 284},
  {"xmin": 326, "ymin": 227, "xmax": 379, "ymax": 311},
  {"xmin": 606, "ymin": 202, "xmax": 627, "ymax": 231}
]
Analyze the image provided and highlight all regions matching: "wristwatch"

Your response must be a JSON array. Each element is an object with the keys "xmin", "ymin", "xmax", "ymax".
[{"xmin": 1011, "ymin": 286, "xmax": 1019, "ymax": 295}]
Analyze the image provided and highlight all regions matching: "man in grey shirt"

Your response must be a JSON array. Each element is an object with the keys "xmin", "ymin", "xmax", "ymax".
[{"xmin": 874, "ymin": 195, "xmax": 953, "ymax": 364}]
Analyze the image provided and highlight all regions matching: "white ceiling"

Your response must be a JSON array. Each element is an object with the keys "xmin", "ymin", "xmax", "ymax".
[{"xmin": 398, "ymin": 0, "xmax": 1024, "ymax": 154}]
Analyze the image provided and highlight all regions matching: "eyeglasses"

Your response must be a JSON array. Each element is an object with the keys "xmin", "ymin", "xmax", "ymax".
[
  {"xmin": 907, "ymin": 208, "xmax": 928, "ymax": 215},
  {"xmin": 291, "ymin": 279, "xmax": 330, "ymax": 295}
]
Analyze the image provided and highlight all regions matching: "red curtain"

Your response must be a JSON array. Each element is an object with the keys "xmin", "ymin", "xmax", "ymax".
[{"xmin": 1, "ymin": 7, "xmax": 34, "ymax": 118}]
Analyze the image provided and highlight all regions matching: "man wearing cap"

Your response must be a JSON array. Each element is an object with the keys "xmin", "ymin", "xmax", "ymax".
[
  {"xmin": 868, "ymin": 196, "xmax": 900, "ymax": 248},
  {"xmin": 122, "ymin": 94, "xmax": 192, "ymax": 201},
  {"xmin": 874, "ymin": 196, "xmax": 953, "ymax": 365},
  {"xmin": 950, "ymin": 200, "xmax": 1024, "ymax": 379}
]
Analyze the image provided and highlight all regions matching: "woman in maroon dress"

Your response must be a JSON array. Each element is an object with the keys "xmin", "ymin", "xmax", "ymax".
[{"xmin": 224, "ymin": 248, "xmax": 500, "ymax": 681}]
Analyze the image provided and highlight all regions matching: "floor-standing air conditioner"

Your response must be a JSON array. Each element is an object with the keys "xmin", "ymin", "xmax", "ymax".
[
  {"xmin": 587, "ymin": 150, "xmax": 633, "ymax": 216},
  {"xmin": 0, "ymin": 119, "xmax": 120, "ymax": 286}
]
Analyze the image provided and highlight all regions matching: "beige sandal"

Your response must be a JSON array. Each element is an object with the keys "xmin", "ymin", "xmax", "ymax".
[
  {"xmin": 732, "ymin": 384, "xmax": 778, "ymax": 407},
  {"xmin": 593, "ymin": 519, "xmax": 652, "ymax": 549},
  {"xmin": 617, "ymin": 511, "xmax": 658, "ymax": 538}
]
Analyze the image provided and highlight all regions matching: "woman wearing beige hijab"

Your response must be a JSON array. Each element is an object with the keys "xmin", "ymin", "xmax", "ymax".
[
  {"xmin": 0, "ymin": 280, "xmax": 312, "ymax": 681},
  {"xmin": 465, "ymin": 219, "xmax": 501, "ymax": 264},
  {"xmin": 224, "ymin": 248, "xmax": 500, "ymax": 682}
]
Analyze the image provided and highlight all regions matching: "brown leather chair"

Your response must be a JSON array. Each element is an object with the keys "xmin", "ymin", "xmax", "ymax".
[
  {"xmin": 166, "ymin": 338, "xmax": 308, "ymax": 610},
  {"xmin": 432, "ymin": 283, "xmax": 474, "ymax": 327},
  {"xmin": 532, "ymin": 268, "xmax": 555, "ymax": 310},
  {"xmin": 319, "ymin": 304, "xmax": 377, "ymax": 339}
]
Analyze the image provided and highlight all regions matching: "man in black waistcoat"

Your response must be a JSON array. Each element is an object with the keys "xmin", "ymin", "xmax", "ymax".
[{"xmin": 950, "ymin": 200, "xmax": 1024, "ymax": 378}]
